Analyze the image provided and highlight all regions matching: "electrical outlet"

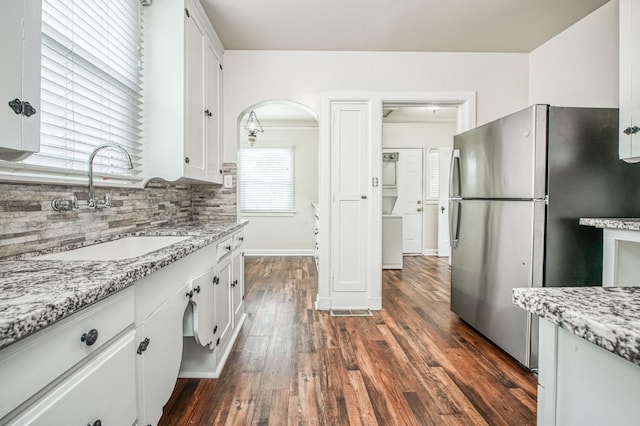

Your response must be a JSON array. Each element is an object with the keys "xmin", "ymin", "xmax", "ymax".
[{"xmin": 223, "ymin": 174, "xmax": 233, "ymax": 188}]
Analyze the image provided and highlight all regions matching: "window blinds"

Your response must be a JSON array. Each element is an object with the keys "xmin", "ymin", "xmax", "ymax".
[
  {"xmin": 428, "ymin": 149, "xmax": 440, "ymax": 199},
  {"xmin": 239, "ymin": 147, "xmax": 294, "ymax": 212},
  {"xmin": 26, "ymin": 0, "xmax": 143, "ymax": 180}
]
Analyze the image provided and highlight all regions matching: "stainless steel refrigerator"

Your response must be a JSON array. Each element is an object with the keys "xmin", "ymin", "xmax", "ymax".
[{"xmin": 449, "ymin": 105, "xmax": 640, "ymax": 369}]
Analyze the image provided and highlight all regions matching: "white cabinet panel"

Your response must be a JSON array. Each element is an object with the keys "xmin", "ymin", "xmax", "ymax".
[
  {"xmin": 143, "ymin": 0, "xmax": 223, "ymax": 183},
  {"xmin": 184, "ymin": 9, "xmax": 207, "ymax": 180},
  {"xmin": 136, "ymin": 284, "xmax": 190, "ymax": 426},
  {"xmin": 232, "ymin": 248, "xmax": 244, "ymax": 327},
  {"xmin": 0, "ymin": 288, "xmax": 134, "ymax": 419},
  {"xmin": 0, "ymin": 0, "xmax": 41, "ymax": 161},
  {"xmin": 619, "ymin": 0, "xmax": 640, "ymax": 162},
  {"xmin": 6, "ymin": 332, "xmax": 137, "ymax": 426},
  {"xmin": 214, "ymin": 256, "xmax": 232, "ymax": 359},
  {"xmin": 188, "ymin": 268, "xmax": 216, "ymax": 348},
  {"xmin": 331, "ymin": 103, "xmax": 370, "ymax": 296}
]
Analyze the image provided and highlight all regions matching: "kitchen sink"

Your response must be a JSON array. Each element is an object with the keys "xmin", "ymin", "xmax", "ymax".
[{"xmin": 38, "ymin": 236, "xmax": 191, "ymax": 261}]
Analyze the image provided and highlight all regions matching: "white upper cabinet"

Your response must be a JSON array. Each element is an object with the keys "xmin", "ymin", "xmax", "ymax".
[
  {"xmin": 143, "ymin": 0, "xmax": 224, "ymax": 183},
  {"xmin": 619, "ymin": 0, "xmax": 640, "ymax": 162},
  {"xmin": 0, "ymin": 0, "xmax": 41, "ymax": 161}
]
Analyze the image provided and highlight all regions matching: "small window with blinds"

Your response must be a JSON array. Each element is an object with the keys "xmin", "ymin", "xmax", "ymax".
[
  {"xmin": 428, "ymin": 149, "xmax": 440, "ymax": 200},
  {"xmin": 239, "ymin": 147, "xmax": 294, "ymax": 213},
  {"xmin": 21, "ymin": 0, "xmax": 143, "ymax": 182}
]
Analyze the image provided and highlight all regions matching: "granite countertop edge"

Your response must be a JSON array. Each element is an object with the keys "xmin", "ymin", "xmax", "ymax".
[
  {"xmin": 0, "ymin": 220, "xmax": 248, "ymax": 350},
  {"xmin": 513, "ymin": 286, "xmax": 640, "ymax": 367},
  {"xmin": 579, "ymin": 217, "xmax": 640, "ymax": 231}
]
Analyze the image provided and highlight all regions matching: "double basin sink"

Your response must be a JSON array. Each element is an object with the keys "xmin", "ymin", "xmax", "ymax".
[{"xmin": 38, "ymin": 236, "xmax": 191, "ymax": 261}]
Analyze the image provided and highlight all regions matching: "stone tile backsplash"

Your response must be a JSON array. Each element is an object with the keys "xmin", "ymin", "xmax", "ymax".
[{"xmin": 0, "ymin": 163, "xmax": 237, "ymax": 258}]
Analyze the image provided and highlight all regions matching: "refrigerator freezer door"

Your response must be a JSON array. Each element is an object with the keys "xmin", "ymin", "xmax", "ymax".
[
  {"xmin": 451, "ymin": 199, "xmax": 541, "ymax": 368},
  {"xmin": 454, "ymin": 105, "xmax": 547, "ymax": 199}
]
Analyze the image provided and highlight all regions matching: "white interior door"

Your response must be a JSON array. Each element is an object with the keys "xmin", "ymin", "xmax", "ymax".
[
  {"xmin": 392, "ymin": 148, "xmax": 423, "ymax": 254},
  {"xmin": 438, "ymin": 147, "xmax": 453, "ymax": 257}
]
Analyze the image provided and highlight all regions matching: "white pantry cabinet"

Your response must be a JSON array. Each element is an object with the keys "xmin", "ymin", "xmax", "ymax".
[
  {"xmin": 619, "ymin": 0, "xmax": 640, "ymax": 162},
  {"xmin": 143, "ymin": 0, "xmax": 224, "ymax": 183},
  {"xmin": 0, "ymin": 0, "xmax": 41, "ymax": 161},
  {"xmin": 330, "ymin": 102, "xmax": 374, "ymax": 308}
]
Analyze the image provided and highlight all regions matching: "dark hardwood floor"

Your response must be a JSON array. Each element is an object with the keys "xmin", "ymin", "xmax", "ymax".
[{"xmin": 160, "ymin": 256, "xmax": 537, "ymax": 425}]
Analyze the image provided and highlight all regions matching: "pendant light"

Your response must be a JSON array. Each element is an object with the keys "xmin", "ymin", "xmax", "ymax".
[{"xmin": 244, "ymin": 110, "xmax": 264, "ymax": 146}]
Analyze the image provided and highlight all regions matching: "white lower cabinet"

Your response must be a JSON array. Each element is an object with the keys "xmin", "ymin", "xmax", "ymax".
[
  {"xmin": 0, "ymin": 228, "xmax": 246, "ymax": 425},
  {"xmin": 136, "ymin": 283, "xmax": 191, "ymax": 426},
  {"xmin": 6, "ymin": 331, "xmax": 137, "ymax": 426},
  {"xmin": 187, "ymin": 267, "xmax": 216, "ymax": 348},
  {"xmin": 537, "ymin": 318, "xmax": 640, "ymax": 426},
  {"xmin": 214, "ymin": 254, "xmax": 232, "ymax": 358},
  {"xmin": 231, "ymin": 247, "xmax": 244, "ymax": 328}
]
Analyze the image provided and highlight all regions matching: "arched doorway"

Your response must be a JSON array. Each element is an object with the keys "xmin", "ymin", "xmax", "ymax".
[{"xmin": 236, "ymin": 101, "xmax": 319, "ymax": 257}]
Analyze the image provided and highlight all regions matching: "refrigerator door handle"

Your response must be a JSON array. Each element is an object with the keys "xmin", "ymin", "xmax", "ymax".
[
  {"xmin": 449, "ymin": 199, "xmax": 462, "ymax": 248},
  {"xmin": 449, "ymin": 149, "xmax": 461, "ymax": 198}
]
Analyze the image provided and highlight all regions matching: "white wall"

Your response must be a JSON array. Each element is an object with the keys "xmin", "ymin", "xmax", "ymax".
[
  {"xmin": 223, "ymin": 51, "xmax": 529, "ymax": 162},
  {"xmin": 529, "ymin": 0, "xmax": 619, "ymax": 107},
  {"xmin": 240, "ymin": 126, "xmax": 319, "ymax": 255},
  {"xmin": 382, "ymin": 122, "xmax": 457, "ymax": 254}
]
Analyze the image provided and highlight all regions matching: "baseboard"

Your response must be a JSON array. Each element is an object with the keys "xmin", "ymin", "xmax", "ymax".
[
  {"xmin": 315, "ymin": 296, "xmax": 331, "ymax": 310},
  {"xmin": 382, "ymin": 262, "xmax": 403, "ymax": 269},
  {"xmin": 422, "ymin": 249, "xmax": 438, "ymax": 256},
  {"xmin": 244, "ymin": 249, "xmax": 315, "ymax": 257}
]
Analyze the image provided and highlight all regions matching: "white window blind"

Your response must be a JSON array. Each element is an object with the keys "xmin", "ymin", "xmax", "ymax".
[
  {"xmin": 24, "ymin": 0, "xmax": 143, "ymax": 181},
  {"xmin": 428, "ymin": 149, "xmax": 440, "ymax": 199},
  {"xmin": 239, "ymin": 147, "xmax": 294, "ymax": 213}
]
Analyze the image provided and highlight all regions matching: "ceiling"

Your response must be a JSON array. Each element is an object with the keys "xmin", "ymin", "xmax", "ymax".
[{"xmin": 200, "ymin": 0, "xmax": 609, "ymax": 53}]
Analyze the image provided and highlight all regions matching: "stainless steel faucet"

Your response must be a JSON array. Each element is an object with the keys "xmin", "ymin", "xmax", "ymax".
[{"xmin": 88, "ymin": 143, "xmax": 133, "ymax": 208}]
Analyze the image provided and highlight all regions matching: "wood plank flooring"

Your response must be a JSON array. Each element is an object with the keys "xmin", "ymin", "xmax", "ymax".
[{"xmin": 160, "ymin": 256, "xmax": 537, "ymax": 425}]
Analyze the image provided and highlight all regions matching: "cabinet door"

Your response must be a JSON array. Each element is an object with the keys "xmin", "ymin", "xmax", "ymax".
[
  {"xmin": 619, "ymin": 0, "xmax": 640, "ymax": 161},
  {"xmin": 136, "ymin": 285, "xmax": 190, "ymax": 426},
  {"xmin": 206, "ymin": 43, "xmax": 223, "ymax": 183},
  {"xmin": 184, "ymin": 8, "xmax": 207, "ymax": 180},
  {"xmin": 0, "ymin": 0, "xmax": 40, "ymax": 160},
  {"xmin": 189, "ymin": 267, "xmax": 216, "ymax": 348},
  {"xmin": 7, "ymin": 332, "xmax": 137, "ymax": 426},
  {"xmin": 232, "ymin": 249, "xmax": 244, "ymax": 327},
  {"xmin": 330, "ymin": 102, "xmax": 371, "ymax": 297},
  {"xmin": 214, "ymin": 256, "xmax": 232, "ymax": 357}
]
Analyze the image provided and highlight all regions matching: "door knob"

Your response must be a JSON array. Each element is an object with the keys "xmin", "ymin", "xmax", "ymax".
[
  {"xmin": 417, "ymin": 200, "xmax": 421, "ymax": 204},
  {"xmin": 441, "ymin": 206, "xmax": 445, "ymax": 213},
  {"xmin": 417, "ymin": 208, "xmax": 422, "ymax": 212}
]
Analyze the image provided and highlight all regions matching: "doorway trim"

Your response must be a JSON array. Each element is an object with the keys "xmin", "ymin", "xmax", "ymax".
[{"xmin": 316, "ymin": 91, "xmax": 476, "ymax": 311}]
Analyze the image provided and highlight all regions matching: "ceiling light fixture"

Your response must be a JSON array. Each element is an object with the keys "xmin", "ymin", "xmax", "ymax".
[{"xmin": 244, "ymin": 110, "xmax": 264, "ymax": 146}]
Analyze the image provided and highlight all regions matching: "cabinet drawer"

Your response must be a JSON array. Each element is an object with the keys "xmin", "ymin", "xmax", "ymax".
[
  {"xmin": 5, "ymin": 331, "xmax": 137, "ymax": 425},
  {"xmin": 233, "ymin": 232, "xmax": 244, "ymax": 250},
  {"xmin": 0, "ymin": 288, "xmax": 134, "ymax": 418},
  {"xmin": 217, "ymin": 237, "xmax": 233, "ymax": 261}
]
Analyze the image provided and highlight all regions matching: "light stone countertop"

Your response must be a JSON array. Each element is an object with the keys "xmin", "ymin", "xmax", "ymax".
[
  {"xmin": 579, "ymin": 218, "xmax": 640, "ymax": 231},
  {"xmin": 513, "ymin": 286, "xmax": 640, "ymax": 367},
  {"xmin": 0, "ymin": 221, "xmax": 247, "ymax": 350}
]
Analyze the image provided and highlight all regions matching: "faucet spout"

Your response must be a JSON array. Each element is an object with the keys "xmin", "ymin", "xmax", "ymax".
[{"xmin": 88, "ymin": 143, "xmax": 133, "ymax": 208}]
